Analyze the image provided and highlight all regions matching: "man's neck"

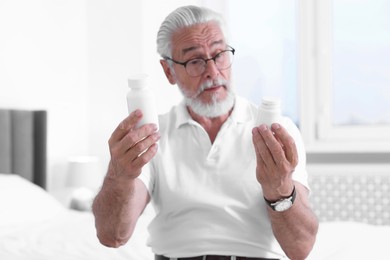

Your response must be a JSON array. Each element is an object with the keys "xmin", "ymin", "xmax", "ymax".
[{"xmin": 187, "ymin": 106, "xmax": 233, "ymax": 144}]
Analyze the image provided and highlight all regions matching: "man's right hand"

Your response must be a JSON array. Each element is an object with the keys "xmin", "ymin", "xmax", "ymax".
[{"xmin": 107, "ymin": 109, "xmax": 160, "ymax": 181}]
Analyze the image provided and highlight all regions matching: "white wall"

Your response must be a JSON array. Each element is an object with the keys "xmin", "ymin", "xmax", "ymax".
[
  {"xmin": 1, "ymin": 1, "xmax": 387, "ymax": 190},
  {"xmin": 86, "ymin": 0, "xmax": 200, "ymax": 176},
  {"xmin": 0, "ymin": 0, "xmax": 201, "ymax": 190},
  {"xmin": 86, "ymin": 0, "xmax": 202, "ymax": 189},
  {"xmin": 0, "ymin": 0, "xmax": 89, "ymax": 189}
]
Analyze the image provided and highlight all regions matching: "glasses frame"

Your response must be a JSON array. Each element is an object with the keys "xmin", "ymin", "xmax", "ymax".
[{"xmin": 163, "ymin": 46, "xmax": 235, "ymax": 77}]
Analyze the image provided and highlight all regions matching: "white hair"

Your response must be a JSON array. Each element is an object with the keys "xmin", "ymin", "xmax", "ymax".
[{"xmin": 156, "ymin": 5, "xmax": 228, "ymax": 58}]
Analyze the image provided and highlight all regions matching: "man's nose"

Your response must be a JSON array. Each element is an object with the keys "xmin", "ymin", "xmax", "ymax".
[{"xmin": 203, "ymin": 59, "xmax": 220, "ymax": 78}]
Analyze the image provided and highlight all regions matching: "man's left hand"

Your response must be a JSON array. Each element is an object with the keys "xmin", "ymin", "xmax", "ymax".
[{"xmin": 252, "ymin": 123, "xmax": 298, "ymax": 201}]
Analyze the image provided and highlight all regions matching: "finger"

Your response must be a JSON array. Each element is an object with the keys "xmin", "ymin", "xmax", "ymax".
[
  {"xmin": 110, "ymin": 110, "xmax": 143, "ymax": 143},
  {"xmin": 126, "ymin": 130, "xmax": 160, "ymax": 159},
  {"xmin": 258, "ymin": 124, "xmax": 285, "ymax": 165},
  {"xmin": 252, "ymin": 126, "xmax": 275, "ymax": 167},
  {"xmin": 132, "ymin": 143, "xmax": 159, "ymax": 169},
  {"xmin": 252, "ymin": 127, "xmax": 263, "ymax": 163},
  {"xmin": 271, "ymin": 123, "xmax": 298, "ymax": 165},
  {"xmin": 114, "ymin": 143, "xmax": 158, "ymax": 180},
  {"xmin": 119, "ymin": 124, "xmax": 158, "ymax": 155},
  {"xmin": 115, "ymin": 131, "xmax": 160, "ymax": 179}
]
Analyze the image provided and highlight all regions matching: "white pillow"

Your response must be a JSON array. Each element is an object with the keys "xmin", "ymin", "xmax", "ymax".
[
  {"xmin": 308, "ymin": 222, "xmax": 390, "ymax": 259},
  {"xmin": 0, "ymin": 173, "xmax": 65, "ymax": 226}
]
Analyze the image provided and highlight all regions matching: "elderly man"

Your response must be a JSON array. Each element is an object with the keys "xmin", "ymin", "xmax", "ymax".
[{"xmin": 93, "ymin": 5, "xmax": 318, "ymax": 260}]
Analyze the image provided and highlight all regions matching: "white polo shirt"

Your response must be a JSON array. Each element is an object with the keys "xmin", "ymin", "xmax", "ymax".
[{"xmin": 139, "ymin": 96, "xmax": 308, "ymax": 259}]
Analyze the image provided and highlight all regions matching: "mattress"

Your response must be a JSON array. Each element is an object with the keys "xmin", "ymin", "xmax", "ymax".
[{"xmin": 2, "ymin": 173, "xmax": 390, "ymax": 260}]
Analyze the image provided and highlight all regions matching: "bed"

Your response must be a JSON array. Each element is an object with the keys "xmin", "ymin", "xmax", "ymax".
[
  {"xmin": 0, "ymin": 109, "xmax": 154, "ymax": 259},
  {"xmin": 1, "ymin": 109, "xmax": 389, "ymax": 260},
  {"xmin": 306, "ymin": 164, "xmax": 390, "ymax": 259},
  {"xmin": 0, "ymin": 173, "xmax": 155, "ymax": 259}
]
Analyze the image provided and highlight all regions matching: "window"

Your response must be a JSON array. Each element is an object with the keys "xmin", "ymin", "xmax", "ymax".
[
  {"xmin": 203, "ymin": 0, "xmax": 390, "ymax": 152},
  {"xmin": 227, "ymin": 1, "xmax": 299, "ymax": 123},
  {"xmin": 202, "ymin": 0, "xmax": 299, "ymax": 123},
  {"xmin": 299, "ymin": 0, "xmax": 390, "ymax": 152},
  {"xmin": 332, "ymin": 0, "xmax": 390, "ymax": 127}
]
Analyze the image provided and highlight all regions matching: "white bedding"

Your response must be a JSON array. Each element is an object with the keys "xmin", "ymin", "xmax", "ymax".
[
  {"xmin": 1, "ymin": 174, "xmax": 389, "ymax": 260},
  {"xmin": 0, "ymin": 174, "xmax": 154, "ymax": 260},
  {"xmin": 0, "ymin": 210, "xmax": 154, "ymax": 260},
  {"xmin": 307, "ymin": 221, "xmax": 390, "ymax": 260}
]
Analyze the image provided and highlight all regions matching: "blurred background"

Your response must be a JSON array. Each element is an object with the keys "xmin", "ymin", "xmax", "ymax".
[{"xmin": 1, "ymin": 0, "xmax": 389, "ymax": 191}]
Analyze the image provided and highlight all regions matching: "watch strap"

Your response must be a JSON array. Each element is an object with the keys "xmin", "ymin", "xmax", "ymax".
[{"xmin": 264, "ymin": 185, "xmax": 297, "ymax": 211}]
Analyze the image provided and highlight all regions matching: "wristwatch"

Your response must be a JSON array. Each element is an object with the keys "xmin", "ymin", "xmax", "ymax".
[{"xmin": 264, "ymin": 186, "xmax": 297, "ymax": 212}]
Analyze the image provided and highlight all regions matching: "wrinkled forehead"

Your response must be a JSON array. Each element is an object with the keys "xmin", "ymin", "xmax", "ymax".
[{"xmin": 171, "ymin": 22, "xmax": 226, "ymax": 58}]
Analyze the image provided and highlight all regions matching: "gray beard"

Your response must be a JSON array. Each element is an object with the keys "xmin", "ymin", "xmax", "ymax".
[
  {"xmin": 176, "ymin": 77, "xmax": 236, "ymax": 118},
  {"xmin": 185, "ymin": 90, "xmax": 235, "ymax": 118}
]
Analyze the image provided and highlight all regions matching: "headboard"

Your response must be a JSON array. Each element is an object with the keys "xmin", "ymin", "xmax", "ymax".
[
  {"xmin": 308, "ymin": 164, "xmax": 390, "ymax": 225},
  {"xmin": 0, "ymin": 109, "xmax": 47, "ymax": 189}
]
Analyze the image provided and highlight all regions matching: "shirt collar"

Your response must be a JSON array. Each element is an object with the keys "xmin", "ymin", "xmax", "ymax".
[
  {"xmin": 175, "ymin": 100, "xmax": 192, "ymax": 128},
  {"xmin": 175, "ymin": 95, "xmax": 254, "ymax": 129}
]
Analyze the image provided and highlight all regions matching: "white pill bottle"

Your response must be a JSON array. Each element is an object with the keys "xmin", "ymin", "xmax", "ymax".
[
  {"xmin": 126, "ymin": 74, "xmax": 159, "ymax": 129},
  {"xmin": 257, "ymin": 97, "xmax": 282, "ymax": 128}
]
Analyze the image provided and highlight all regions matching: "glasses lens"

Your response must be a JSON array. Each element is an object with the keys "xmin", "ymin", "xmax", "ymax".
[
  {"xmin": 215, "ymin": 50, "xmax": 234, "ymax": 70},
  {"xmin": 186, "ymin": 59, "xmax": 206, "ymax": 77},
  {"xmin": 185, "ymin": 49, "xmax": 234, "ymax": 77}
]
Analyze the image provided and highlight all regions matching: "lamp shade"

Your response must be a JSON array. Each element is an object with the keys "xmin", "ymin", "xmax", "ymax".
[{"xmin": 66, "ymin": 156, "xmax": 102, "ymax": 190}]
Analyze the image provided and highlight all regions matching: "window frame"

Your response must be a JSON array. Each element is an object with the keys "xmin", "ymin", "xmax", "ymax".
[
  {"xmin": 203, "ymin": 0, "xmax": 390, "ymax": 153},
  {"xmin": 298, "ymin": 0, "xmax": 390, "ymax": 153}
]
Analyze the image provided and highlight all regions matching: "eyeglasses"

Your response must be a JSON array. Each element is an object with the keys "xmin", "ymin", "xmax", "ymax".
[{"xmin": 164, "ymin": 46, "xmax": 235, "ymax": 77}]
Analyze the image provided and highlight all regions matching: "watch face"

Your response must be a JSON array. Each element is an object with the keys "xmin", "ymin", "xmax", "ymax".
[{"xmin": 274, "ymin": 199, "xmax": 293, "ymax": 212}]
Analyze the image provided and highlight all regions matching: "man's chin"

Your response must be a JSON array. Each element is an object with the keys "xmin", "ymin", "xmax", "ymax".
[{"xmin": 186, "ymin": 94, "xmax": 235, "ymax": 118}]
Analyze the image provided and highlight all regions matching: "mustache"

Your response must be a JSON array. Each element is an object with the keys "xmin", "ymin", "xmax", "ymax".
[{"xmin": 198, "ymin": 77, "xmax": 229, "ymax": 93}]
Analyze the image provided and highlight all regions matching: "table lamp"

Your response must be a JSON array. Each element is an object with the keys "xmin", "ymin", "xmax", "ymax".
[{"xmin": 66, "ymin": 156, "xmax": 102, "ymax": 211}]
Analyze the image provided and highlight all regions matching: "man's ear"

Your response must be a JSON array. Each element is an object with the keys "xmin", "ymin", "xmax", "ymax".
[{"xmin": 160, "ymin": 60, "xmax": 177, "ymax": 85}]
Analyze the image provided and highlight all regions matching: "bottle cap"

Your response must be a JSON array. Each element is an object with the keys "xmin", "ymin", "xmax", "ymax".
[
  {"xmin": 128, "ymin": 74, "xmax": 148, "ymax": 89},
  {"xmin": 261, "ymin": 96, "xmax": 281, "ymax": 109}
]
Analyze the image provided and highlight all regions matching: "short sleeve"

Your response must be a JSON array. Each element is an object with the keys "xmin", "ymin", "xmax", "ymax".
[
  {"xmin": 137, "ymin": 162, "xmax": 154, "ymax": 196},
  {"xmin": 282, "ymin": 117, "xmax": 310, "ymax": 190}
]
